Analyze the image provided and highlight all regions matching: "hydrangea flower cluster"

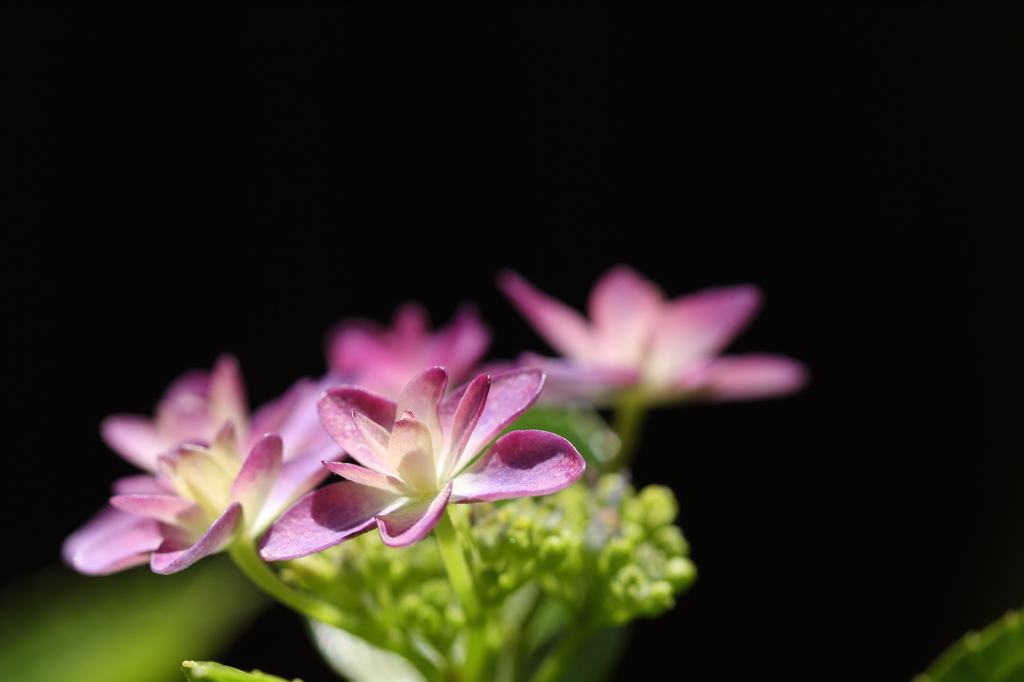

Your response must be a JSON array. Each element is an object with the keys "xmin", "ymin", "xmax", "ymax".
[{"xmin": 63, "ymin": 265, "xmax": 806, "ymax": 682}]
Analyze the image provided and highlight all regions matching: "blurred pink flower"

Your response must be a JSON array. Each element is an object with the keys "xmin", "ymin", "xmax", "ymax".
[
  {"xmin": 498, "ymin": 266, "xmax": 808, "ymax": 406},
  {"xmin": 259, "ymin": 367, "xmax": 584, "ymax": 559},
  {"xmin": 63, "ymin": 356, "xmax": 341, "ymax": 575},
  {"xmin": 326, "ymin": 302, "xmax": 490, "ymax": 399}
]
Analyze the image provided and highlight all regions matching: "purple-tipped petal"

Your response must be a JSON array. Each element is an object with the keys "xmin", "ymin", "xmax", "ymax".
[
  {"xmin": 209, "ymin": 354, "xmax": 250, "ymax": 432},
  {"xmin": 451, "ymin": 430, "xmax": 585, "ymax": 503},
  {"xmin": 325, "ymin": 461, "xmax": 415, "ymax": 496},
  {"xmin": 648, "ymin": 285, "xmax": 763, "ymax": 376},
  {"xmin": 588, "ymin": 265, "xmax": 665, "ymax": 365},
  {"xmin": 443, "ymin": 368, "xmax": 545, "ymax": 472},
  {"xmin": 318, "ymin": 386, "xmax": 397, "ymax": 474},
  {"xmin": 231, "ymin": 433, "xmax": 283, "ymax": 518},
  {"xmin": 395, "ymin": 367, "xmax": 447, "ymax": 455},
  {"xmin": 439, "ymin": 373, "xmax": 490, "ymax": 480},
  {"xmin": 100, "ymin": 415, "xmax": 164, "ymax": 472},
  {"xmin": 675, "ymin": 353, "xmax": 809, "ymax": 401},
  {"xmin": 112, "ymin": 474, "xmax": 170, "ymax": 495},
  {"xmin": 376, "ymin": 482, "xmax": 452, "ymax": 547},
  {"xmin": 497, "ymin": 269, "xmax": 594, "ymax": 358},
  {"xmin": 62, "ymin": 506, "xmax": 164, "ymax": 575},
  {"xmin": 110, "ymin": 494, "xmax": 208, "ymax": 531},
  {"xmin": 150, "ymin": 502, "xmax": 242, "ymax": 574},
  {"xmin": 259, "ymin": 482, "xmax": 403, "ymax": 560}
]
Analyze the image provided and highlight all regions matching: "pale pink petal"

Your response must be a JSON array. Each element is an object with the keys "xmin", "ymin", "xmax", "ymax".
[
  {"xmin": 100, "ymin": 415, "xmax": 165, "ymax": 472},
  {"xmin": 258, "ymin": 482, "xmax": 403, "ymax": 561},
  {"xmin": 496, "ymin": 269, "xmax": 594, "ymax": 358},
  {"xmin": 209, "ymin": 354, "xmax": 249, "ymax": 432},
  {"xmin": 376, "ymin": 482, "xmax": 452, "ymax": 547},
  {"xmin": 352, "ymin": 411, "xmax": 394, "ymax": 467},
  {"xmin": 155, "ymin": 369, "xmax": 216, "ymax": 445},
  {"xmin": 254, "ymin": 448, "xmax": 336, "ymax": 532},
  {"xmin": 444, "ymin": 368, "xmax": 545, "ymax": 473},
  {"xmin": 248, "ymin": 377, "xmax": 313, "ymax": 447},
  {"xmin": 427, "ymin": 303, "xmax": 491, "ymax": 384},
  {"xmin": 438, "ymin": 373, "xmax": 489, "ymax": 481},
  {"xmin": 587, "ymin": 265, "xmax": 665, "ymax": 365},
  {"xmin": 451, "ymin": 430, "xmax": 585, "ymax": 503},
  {"xmin": 648, "ymin": 285, "xmax": 763, "ymax": 377},
  {"xmin": 674, "ymin": 353, "xmax": 809, "ymax": 402},
  {"xmin": 230, "ymin": 433, "xmax": 283, "ymax": 519},
  {"xmin": 395, "ymin": 367, "xmax": 447, "ymax": 456},
  {"xmin": 387, "ymin": 418, "xmax": 438, "ymax": 492},
  {"xmin": 390, "ymin": 301, "xmax": 431, "ymax": 347},
  {"xmin": 324, "ymin": 461, "xmax": 415, "ymax": 496},
  {"xmin": 265, "ymin": 373, "xmax": 344, "ymax": 462},
  {"xmin": 110, "ymin": 494, "xmax": 208, "ymax": 531},
  {"xmin": 62, "ymin": 506, "xmax": 164, "ymax": 575},
  {"xmin": 516, "ymin": 352, "xmax": 639, "ymax": 406},
  {"xmin": 150, "ymin": 502, "xmax": 242, "ymax": 574},
  {"xmin": 112, "ymin": 474, "xmax": 170, "ymax": 495},
  {"xmin": 318, "ymin": 386, "xmax": 397, "ymax": 474}
]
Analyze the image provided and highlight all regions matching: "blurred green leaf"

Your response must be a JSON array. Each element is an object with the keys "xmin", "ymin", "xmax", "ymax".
[
  {"xmin": 506, "ymin": 405, "xmax": 620, "ymax": 471},
  {"xmin": 914, "ymin": 609, "xmax": 1024, "ymax": 682},
  {"xmin": 0, "ymin": 555, "xmax": 269, "ymax": 682},
  {"xmin": 308, "ymin": 620, "xmax": 426, "ymax": 682},
  {"xmin": 181, "ymin": 660, "xmax": 294, "ymax": 681}
]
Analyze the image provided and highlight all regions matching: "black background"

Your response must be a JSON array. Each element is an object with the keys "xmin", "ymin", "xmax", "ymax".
[{"xmin": 3, "ymin": 4, "xmax": 1022, "ymax": 681}]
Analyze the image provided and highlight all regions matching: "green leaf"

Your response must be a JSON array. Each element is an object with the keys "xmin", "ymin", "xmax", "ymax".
[
  {"xmin": 181, "ymin": 660, "xmax": 294, "ymax": 681},
  {"xmin": 308, "ymin": 621, "xmax": 427, "ymax": 682},
  {"xmin": 505, "ymin": 405, "xmax": 620, "ymax": 471},
  {"xmin": 0, "ymin": 556, "xmax": 269, "ymax": 682},
  {"xmin": 914, "ymin": 609, "xmax": 1024, "ymax": 682}
]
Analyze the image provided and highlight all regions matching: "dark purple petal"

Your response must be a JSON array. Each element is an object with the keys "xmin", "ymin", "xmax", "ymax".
[
  {"xmin": 62, "ymin": 506, "xmax": 164, "ymax": 575},
  {"xmin": 496, "ymin": 269, "xmax": 593, "ymax": 358},
  {"xmin": 438, "ymin": 373, "xmax": 490, "ymax": 481},
  {"xmin": 376, "ymin": 482, "xmax": 452, "ymax": 547},
  {"xmin": 230, "ymin": 433, "xmax": 283, "ymax": 517},
  {"xmin": 150, "ymin": 502, "xmax": 242, "ymax": 574},
  {"xmin": 100, "ymin": 414, "xmax": 164, "ymax": 472},
  {"xmin": 674, "ymin": 353, "xmax": 809, "ymax": 402},
  {"xmin": 318, "ymin": 386, "xmax": 397, "ymax": 473},
  {"xmin": 110, "ymin": 494, "xmax": 208, "ymax": 530},
  {"xmin": 443, "ymin": 368, "xmax": 544, "ymax": 473},
  {"xmin": 258, "ymin": 482, "xmax": 403, "ymax": 560},
  {"xmin": 451, "ymin": 430, "xmax": 585, "ymax": 503}
]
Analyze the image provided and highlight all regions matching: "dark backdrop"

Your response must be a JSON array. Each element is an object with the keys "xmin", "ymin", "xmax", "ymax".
[{"xmin": 3, "ymin": 4, "xmax": 1021, "ymax": 681}]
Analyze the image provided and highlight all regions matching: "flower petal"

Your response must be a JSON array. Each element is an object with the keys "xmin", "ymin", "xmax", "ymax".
[
  {"xmin": 428, "ymin": 303, "xmax": 492, "ymax": 384},
  {"xmin": 318, "ymin": 386, "xmax": 397, "ymax": 474},
  {"xmin": 62, "ymin": 506, "xmax": 164, "ymax": 575},
  {"xmin": 376, "ymin": 482, "xmax": 452, "ymax": 547},
  {"xmin": 451, "ymin": 430, "xmax": 585, "ymax": 503},
  {"xmin": 209, "ymin": 354, "xmax": 250, "ymax": 434},
  {"xmin": 324, "ymin": 461, "xmax": 415, "ymax": 496},
  {"xmin": 647, "ymin": 285, "xmax": 763, "ymax": 378},
  {"xmin": 352, "ymin": 411, "xmax": 394, "ymax": 467},
  {"xmin": 443, "ymin": 368, "xmax": 544, "ymax": 473},
  {"xmin": 150, "ymin": 502, "xmax": 242, "ymax": 574},
  {"xmin": 230, "ymin": 433, "xmax": 283, "ymax": 519},
  {"xmin": 112, "ymin": 474, "xmax": 170, "ymax": 495},
  {"xmin": 254, "ymin": 445, "xmax": 340, "ymax": 533},
  {"xmin": 100, "ymin": 415, "xmax": 164, "ymax": 472},
  {"xmin": 497, "ymin": 269, "xmax": 593, "ymax": 358},
  {"xmin": 387, "ymin": 418, "xmax": 438, "ymax": 492},
  {"xmin": 674, "ymin": 353, "xmax": 809, "ymax": 402},
  {"xmin": 110, "ymin": 494, "xmax": 208, "ymax": 531},
  {"xmin": 438, "ymin": 373, "xmax": 490, "ymax": 481},
  {"xmin": 395, "ymin": 367, "xmax": 447, "ymax": 456},
  {"xmin": 587, "ymin": 265, "xmax": 665, "ymax": 365},
  {"xmin": 259, "ymin": 482, "xmax": 403, "ymax": 560},
  {"xmin": 515, "ymin": 352, "xmax": 639, "ymax": 406}
]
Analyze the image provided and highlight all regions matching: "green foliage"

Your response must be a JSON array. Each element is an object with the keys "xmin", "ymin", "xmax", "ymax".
[
  {"xmin": 0, "ymin": 556, "xmax": 268, "ymax": 682},
  {"xmin": 181, "ymin": 660, "xmax": 296, "ymax": 682},
  {"xmin": 914, "ymin": 609, "xmax": 1024, "ymax": 682}
]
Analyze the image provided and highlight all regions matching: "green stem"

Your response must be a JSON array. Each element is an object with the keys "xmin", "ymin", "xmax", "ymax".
[
  {"xmin": 433, "ymin": 508, "xmax": 487, "ymax": 681},
  {"xmin": 609, "ymin": 392, "xmax": 648, "ymax": 471},
  {"xmin": 228, "ymin": 541, "xmax": 350, "ymax": 629}
]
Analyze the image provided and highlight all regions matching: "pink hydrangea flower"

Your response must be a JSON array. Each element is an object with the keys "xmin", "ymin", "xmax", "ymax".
[
  {"xmin": 63, "ymin": 356, "xmax": 342, "ymax": 575},
  {"xmin": 259, "ymin": 367, "xmax": 585, "ymax": 559},
  {"xmin": 327, "ymin": 302, "xmax": 490, "ymax": 399},
  {"xmin": 497, "ymin": 266, "xmax": 809, "ymax": 406}
]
